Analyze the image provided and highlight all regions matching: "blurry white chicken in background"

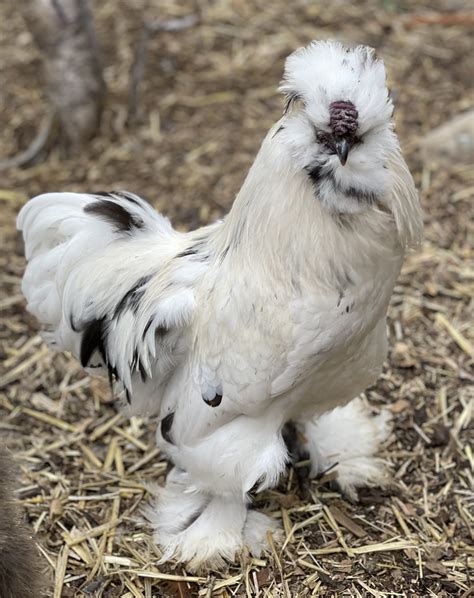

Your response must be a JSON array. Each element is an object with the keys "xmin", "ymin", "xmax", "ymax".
[{"xmin": 18, "ymin": 40, "xmax": 423, "ymax": 569}]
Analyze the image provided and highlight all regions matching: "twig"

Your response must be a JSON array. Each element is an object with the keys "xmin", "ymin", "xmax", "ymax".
[
  {"xmin": 0, "ymin": 110, "xmax": 57, "ymax": 171},
  {"xmin": 127, "ymin": 15, "xmax": 199, "ymax": 125},
  {"xmin": 147, "ymin": 14, "xmax": 199, "ymax": 33},
  {"xmin": 405, "ymin": 12, "xmax": 474, "ymax": 26},
  {"xmin": 127, "ymin": 26, "xmax": 151, "ymax": 125}
]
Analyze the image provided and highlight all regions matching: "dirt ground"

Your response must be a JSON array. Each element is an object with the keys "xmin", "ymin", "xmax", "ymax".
[{"xmin": 0, "ymin": 0, "xmax": 472, "ymax": 596}]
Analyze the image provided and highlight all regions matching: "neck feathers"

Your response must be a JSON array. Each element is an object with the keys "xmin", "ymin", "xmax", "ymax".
[{"xmin": 214, "ymin": 126, "xmax": 422, "ymax": 280}]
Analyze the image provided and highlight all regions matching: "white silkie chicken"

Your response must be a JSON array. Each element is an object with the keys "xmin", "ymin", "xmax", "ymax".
[{"xmin": 18, "ymin": 40, "xmax": 423, "ymax": 570}]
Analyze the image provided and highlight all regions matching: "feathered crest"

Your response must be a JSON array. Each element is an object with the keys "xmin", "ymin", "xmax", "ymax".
[{"xmin": 279, "ymin": 40, "xmax": 392, "ymax": 134}]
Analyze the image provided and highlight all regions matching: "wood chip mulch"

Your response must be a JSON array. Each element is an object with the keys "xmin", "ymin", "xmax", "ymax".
[{"xmin": 0, "ymin": 0, "xmax": 472, "ymax": 596}]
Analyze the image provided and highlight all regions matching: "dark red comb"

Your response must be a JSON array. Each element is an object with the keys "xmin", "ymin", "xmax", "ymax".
[{"xmin": 329, "ymin": 101, "xmax": 358, "ymax": 138}]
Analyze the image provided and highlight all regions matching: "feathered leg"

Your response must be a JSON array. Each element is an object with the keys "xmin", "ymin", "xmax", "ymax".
[
  {"xmin": 146, "ymin": 471, "xmax": 248, "ymax": 570},
  {"xmin": 298, "ymin": 398, "xmax": 392, "ymax": 500},
  {"xmin": 147, "ymin": 409, "xmax": 287, "ymax": 570}
]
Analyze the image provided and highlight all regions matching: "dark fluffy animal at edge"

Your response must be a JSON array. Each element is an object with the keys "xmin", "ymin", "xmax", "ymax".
[{"xmin": 0, "ymin": 446, "xmax": 44, "ymax": 598}]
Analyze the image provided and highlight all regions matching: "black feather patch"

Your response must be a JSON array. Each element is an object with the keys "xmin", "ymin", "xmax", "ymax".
[
  {"xmin": 176, "ymin": 247, "xmax": 198, "ymax": 258},
  {"xmin": 344, "ymin": 185, "xmax": 378, "ymax": 205},
  {"xmin": 80, "ymin": 315, "xmax": 134, "ymax": 404},
  {"xmin": 142, "ymin": 319, "xmax": 153, "ymax": 339},
  {"xmin": 84, "ymin": 199, "xmax": 144, "ymax": 233},
  {"xmin": 113, "ymin": 191, "xmax": 141, "ymax": 205},
  {"xmin": 305, "ymin": 163, "xmax": 325, "ymax": 186},
  {"xmin": 80, "ymin": 317, "xmax": 107, "ymax": 367},
  {"xmin": 248, "ymin": 475, "xmax": 266, "ymax": 497},
  {"xmin": 130, "ymin": 350, "xmax": 147, "ymax": 383},
  {"xmin": 93, "ymin": 191, "xmax": 146, "ymax": 206},
  {"xmin": 176, "ymin": 240, "xmax": 210, "ymax": 261},
  {"xmin": 156, "ymin": 325, "xmax": 169, "ymax": 337},
  {"xmin": 107, "ymin": 363, "xmax": 118, "ymax": 388},
  {"xmin": 326, "ymin": 171, "xmax": 379, "ymax": 205},
  {"xmin": 306, "ymin": 166, "xmax": 379, "ymax": 206},
  {"xmin": 92, "ymin": 191, "xmax": 112, "ymax": 198},
  {"xmin": 203, "ymin": 393, "xmax": 222, "ymax": 407},
  {"xmin": 175, "ymin": 237, "xmax": 212, "ymax": 261},
  {"xmin": 161, "ymin": 412, "xmax": 175, "ymax": 444},
  {"xmin": 114, "ymin": 275, "xmax": 152, "ymax": 318}
]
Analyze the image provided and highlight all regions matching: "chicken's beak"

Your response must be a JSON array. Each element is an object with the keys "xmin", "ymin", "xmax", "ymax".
[{"xmin": 335, "ymin": 139, "xmax": 350, "ymax": 166}]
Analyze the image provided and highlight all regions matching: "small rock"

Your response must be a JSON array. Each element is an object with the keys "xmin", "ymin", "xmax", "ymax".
[
  {"xmin": 431, "ymin": 423, "xmax": 450, "ymax": 447},
  {"xmin": 390, "ymin": 398, "xmax": 411, "ymax": 414},
  {"xmin": 420, "ymin": 110, "xmax": 474, "ymax": 165}
]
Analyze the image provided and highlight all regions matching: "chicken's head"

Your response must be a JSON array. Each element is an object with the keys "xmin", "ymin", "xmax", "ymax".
[{"xmin": 277, "ymin": 40, "xmax": 399, "ymax": 215}]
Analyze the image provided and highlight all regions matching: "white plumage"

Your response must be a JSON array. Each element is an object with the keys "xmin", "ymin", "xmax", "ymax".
[{"xmin": 17, "ymin": 40, "xmax": 423, "ymax": 570}]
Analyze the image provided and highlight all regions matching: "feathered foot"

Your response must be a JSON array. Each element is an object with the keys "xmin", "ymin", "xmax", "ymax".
[
  {"xmin": 146, "ymin": 468, "xmax": 280, "ymax": 571},
  {"xmin": 301, "ymin": 398, "xmax": 392, "ymax": 500},
  {"xmin": 243, "ymin": 509, "xmax": 282, "ymax": 556}
]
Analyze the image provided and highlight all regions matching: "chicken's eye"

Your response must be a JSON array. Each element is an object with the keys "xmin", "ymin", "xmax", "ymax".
[{"xmin": 315, "ymin": 129, "xmax": 335, "ymax": 150}]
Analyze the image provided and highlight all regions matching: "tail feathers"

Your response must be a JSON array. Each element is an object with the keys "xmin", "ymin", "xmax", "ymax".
[
  {"xmin": 17, "ymin": 191, "xmax": 171, "ymax": 245},
  {"xmin": 17, "ymin": 190, "xmax": 205, "ymax": 416},
  {"xmin": 18, "ymin": 191, "xmax": 172, "ymax": 328}
]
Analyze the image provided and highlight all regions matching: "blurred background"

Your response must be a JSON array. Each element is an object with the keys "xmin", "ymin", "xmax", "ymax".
[{"xmin": 0, "ymin": 1, "xmax": 472, "ymax": 596}]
